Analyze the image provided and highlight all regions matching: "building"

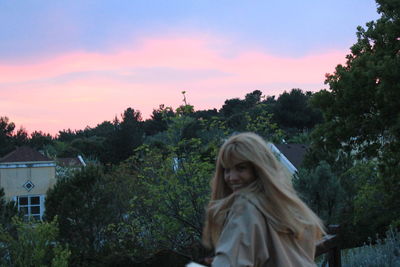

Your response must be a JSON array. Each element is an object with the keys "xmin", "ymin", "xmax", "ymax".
[
  {"xmin": 0, "ymin": 146, "xmax": 56, "ymax": 220},
  {"xmin": 57, "ymin": 155, "xmax": 86, "ymax": 168},
  {"xmin": 268, "ymin": 143, "xmax": 308, "ymax": 175}
]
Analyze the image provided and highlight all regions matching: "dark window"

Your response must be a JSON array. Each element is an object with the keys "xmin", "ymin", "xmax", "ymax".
[
  {"xmin": 31, "ymin": 206, "xmax": 40, "ymax": 214},
  {"xmin": 19, "ymin": 197, "xmax": 28, "ymax": 205},
  {"xmin": 17, "ymin": 195, "xmax": 43, "ymax": 221},
  {"xmin": 31, "ymin": 196, "xmax": 40, "ymax": 205}
]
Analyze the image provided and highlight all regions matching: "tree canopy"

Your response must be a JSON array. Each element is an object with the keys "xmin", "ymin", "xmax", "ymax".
[{"xmin": 306, "ymin": 0, "xmax": 400, "ymax": 244}]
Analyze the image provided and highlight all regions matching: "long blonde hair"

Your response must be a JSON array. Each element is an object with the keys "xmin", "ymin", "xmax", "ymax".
[{"xmin": 202, "ymin": 132, "xmax": 325, "ymax": 248}]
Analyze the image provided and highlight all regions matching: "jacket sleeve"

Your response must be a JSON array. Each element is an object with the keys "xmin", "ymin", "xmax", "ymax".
[{"xmin": 212, "ymin": 196, "xmax": 269, "ymax": 267}]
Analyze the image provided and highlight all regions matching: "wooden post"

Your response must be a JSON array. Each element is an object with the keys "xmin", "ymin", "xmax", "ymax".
[
  {"xmin": 315, "ymin": 224, "xmax": 341, "ymax": 267},
  {"xmin": 328, "ymin": 225, "xmax": 341, "ymax": 267}
]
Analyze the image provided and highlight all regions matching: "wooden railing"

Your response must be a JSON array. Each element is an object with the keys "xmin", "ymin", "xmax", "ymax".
[
  {"xmin": 315, "ymin": 224, "xmax": 341, "ymax": 267},
  {"xmin": 139, "ymin": 224, "xmax": 342, "ymax": 267}
]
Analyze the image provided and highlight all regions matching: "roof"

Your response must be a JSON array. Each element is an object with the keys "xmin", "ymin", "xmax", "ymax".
[
  {"xmin": 0, "ymin": 146, "xmax": 52, "ymax": 163},
  {"xmin": 57, "ymin": 157, "xmax": 84, "ymax": 167},
  {"xmin": 274, "ymin": 144, "xmax": 308, "ymax": 169}
]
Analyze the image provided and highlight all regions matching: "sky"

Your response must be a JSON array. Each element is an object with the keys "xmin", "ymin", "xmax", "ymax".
[{"xmin": 0, "ymin": 0, "xmax": 380, "ymax": 136}]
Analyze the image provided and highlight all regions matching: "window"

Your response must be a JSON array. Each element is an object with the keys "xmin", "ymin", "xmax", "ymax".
[{"xmin": 15, "ymin": 195, "xmax": 45, "ymax": 220}]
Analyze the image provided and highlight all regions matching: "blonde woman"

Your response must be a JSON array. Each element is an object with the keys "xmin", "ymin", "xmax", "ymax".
[{"xmin": 202, "ymin": 132, "xmax": 325, "ymax": 267}]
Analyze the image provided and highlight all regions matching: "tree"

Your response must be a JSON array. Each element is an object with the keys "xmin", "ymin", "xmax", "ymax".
[
  {"xmin": 126, "ymin": 140, "xmax": 213, "ymax": 257},
  {"xmin": 146, "ymin": 106, "xmax": 199, "ymax": 147},
  {"xmin": 0, "ymin": 188, "xmax": 18, "ymax": 232},
  {"xmin": 110, "ymin": 107, "xmax": 144, "ymax": 163},
  {"xmin": 57, "ymin": 129, "xmax": 78, "ymax": 142},
  {"xmin": 29, "ymin": 131, "xmax": 53, "ymax": 150},
  {"xmin": 219, "ymin": 90, "xmax": 264, "ymax": 132},
  {"xmin": 193, "ymin": 109, "xmax": 218, "ymax": 121},
  {"xmin": 220, "ymin": 98, "xmax": 246, "ymax": 119},
  {"xmin": 294, "ymin": 162, "xmax": 344, "ymax": 223},
  {"xmin": 309, "ymin": 0, "xmax": 400, "ymax": 238},
  {"xmin": 13, "ymin": 127, "xmax": 29, "ymax": 146},
  {"xmin": 144, "ymin": 105, "xmax": 174, "ymax": 136},
  {"xmin": 90, "ymin": 121, "xmax": 115, "ymax": 138},
  {"xmin": 245, "ymin": 104, "xmax": 285, "ymax": 143},
  {"xmin": 0, "ymin": 217, "xmax": 70, "ymax": 267},
  {"xmin": 45, "ymin": 165, "xmax": 137, "ymax": 266},
  {"xmin": 244, "ymin": 90, "xmax": 263, "ymax": 108},
  {"xmin": 69, "ymin": 136, "xmax": 106, "ymax": 160},
  {"xmin": 338, "ymin": 160, "xmax": 385, "ymax": 247},
  {"xmin": 273, "ymin": 89, "xmax": 322, "ymax": 132},
  {"xmin": 0, "ymin": 116, "xmax": 15, "ymax": 156},
  {"xmin": 311, "ymin": 1, "xmax": 400, "ymax": 159}
]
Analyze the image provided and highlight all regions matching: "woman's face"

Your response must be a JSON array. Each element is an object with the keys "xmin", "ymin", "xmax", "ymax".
[{"xmin": 223, "ymin": 160, "xmax": 256, "ymax": 192}]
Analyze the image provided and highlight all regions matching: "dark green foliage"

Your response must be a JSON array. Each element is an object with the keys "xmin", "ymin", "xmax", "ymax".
[
  {"xmin": 273, "ymin": 89, "xmax": 322, "ymax": 132},
  {"xmin": 193, "ymin": 108, "xmax": 218, "ymax": 120},
  {"xmin": 52, "ymin": 142, "xmax": 81, "ymax": 158},
  {"xmin": 294, "ymin": 162, "xmax": 344, "ymax": 223},
  {"xmin": 70, "ymin": 136, "xmax": 106, "ymax": 160},
  {"xmin": 0, "ymin": 116, "xmax": 16, "ymax": 157},
  {"xmin": 1, "ymin": 188, "xmax": 69, "ymax": 266},
  {"xmin": 0, "ymin": 188, "xmax": 18, "ymax": 232},
  {"xmin": 220, "ymin": 98, "xmax": 246, "ymax": 118},
  {"xmin": 244, "ymin": 90, "xmax": 263, "ymax": 107},
  {"xmin": 219, "ymin": 90, "xmax": 264, "ymax": 132},
  {"xmin": 106, "ymin": 107, "xmax": 144, "ymax": 164},
  {"xmin": 306, "ymin": 0, "xmax": 400, "ymax": 247},
  {"xmin": 125, "ymin": 139, "xmax": 214, "ymax": 257},
  {"xmin": 57, "ymin": 129, "xmax": 79, "ymax": 142},
  {"xmin": 245, "ymin": 103, "xmax": 285, "ymax": 143},
  {"xmin": 217, "ymin": 89, "xmax": 320, "ymax": 139},
  {"xmin": 310, "ymin": 1, "xmax": 400, "ymax": 162},
  {"xmin": 45, "ymin": 165, "xmax": 136, "ymax": 266},
  {"xmin": 0, "ymin": 217, "xmax": 70, "ymax": 267},
  {"xmin": 144, "ymin": 105, "xmax": 174, "ymax": 136},
  {"xmin": 13, "ymin": 127, "xmax": 29, "ymax": 147},
  {"xmin": 88, "ymin": 121, "xmax": 115, "ymax": 138},
  {"xmin": 29, "ymin": 131, "xmax": 53, "ymax": 150},
  {"xmin": 340, "ymin": 161, "xmax": 390, "ymax": 246}
]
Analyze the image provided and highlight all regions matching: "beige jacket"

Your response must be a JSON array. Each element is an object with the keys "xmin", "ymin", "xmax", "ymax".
[{"xmin": 212, "ymin": 192, "xmax": 318, "ymax": 267}]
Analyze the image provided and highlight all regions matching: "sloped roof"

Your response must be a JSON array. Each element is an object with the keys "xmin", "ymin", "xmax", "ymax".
[
  {"xmin": 0, "ymin": 146, "xmax": 52, "ymax": 163},
  {"xmin": 274, "ymin": 144, "xmax": 308, "ymax": 169},
  {"xmin": 57, "ymin": 157, "xmax": 84, "ymax": 167}
]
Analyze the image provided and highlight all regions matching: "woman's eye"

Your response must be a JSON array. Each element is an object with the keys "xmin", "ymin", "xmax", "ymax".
[
  {"xmin": 224, "ymin": 168, "xmax": 230, "ymax": 174},
  {"xmin": 237, "ymin": 165, "xmax": 246, "ymax": 171}
]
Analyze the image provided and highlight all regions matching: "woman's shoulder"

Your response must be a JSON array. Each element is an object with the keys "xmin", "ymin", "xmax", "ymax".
[
  {"xmin": 229, "ymin": 190, "xmax": 266, "ymax": 216},
  {"xmin": 223, "ymin": 191, "xmax": 268, "ymax": 232}
]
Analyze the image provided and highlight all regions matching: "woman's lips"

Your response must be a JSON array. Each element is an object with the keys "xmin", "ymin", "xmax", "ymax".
[{"xmin": 230, "ymin": 184, "xmax": 244, "ymax": 191}]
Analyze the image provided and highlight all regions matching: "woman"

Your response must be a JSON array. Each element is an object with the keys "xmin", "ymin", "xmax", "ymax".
[{"xmin": 202, "ymin": 133, "xmax": 325, "ymax": 267}]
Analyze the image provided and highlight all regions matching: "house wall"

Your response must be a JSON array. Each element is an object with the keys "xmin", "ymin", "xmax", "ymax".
[{"xmin": 0, "ymin": 162, "xmax": 56, "ymax": 200}]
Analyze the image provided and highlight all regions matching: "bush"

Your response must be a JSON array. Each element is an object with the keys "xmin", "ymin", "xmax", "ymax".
[
  {"xmin": 341, "ymin": 227, "xmax": 400, "ymax": 267},
  {"xmin": 0, "ymin": 216, "xmax": 70, "ymax": 267}
]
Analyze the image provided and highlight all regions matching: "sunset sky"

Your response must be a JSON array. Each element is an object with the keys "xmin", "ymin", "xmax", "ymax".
[{"xmin": 1, "ymin": 0, "xmax": 379, "ymax": 136}]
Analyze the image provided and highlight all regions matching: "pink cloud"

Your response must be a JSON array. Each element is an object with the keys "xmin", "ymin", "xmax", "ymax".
[{"xmin": 0, "ymin": 35, "xmax": 347, "ymax": 135}]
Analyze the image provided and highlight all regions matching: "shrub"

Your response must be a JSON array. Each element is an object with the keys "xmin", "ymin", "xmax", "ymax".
[{"xmin": 341, "ymin": 227, "xmax": 400, "ymax": 267}]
